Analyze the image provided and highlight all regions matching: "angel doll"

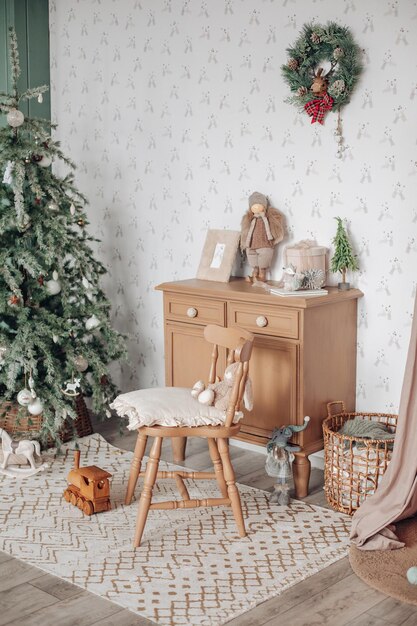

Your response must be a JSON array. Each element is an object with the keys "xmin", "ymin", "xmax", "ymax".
[{"xmin": 240, "ymin": 192, "xmax": 285, "ymax": 283}]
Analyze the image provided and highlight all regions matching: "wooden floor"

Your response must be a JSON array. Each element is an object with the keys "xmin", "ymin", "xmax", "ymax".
[{"xmin": 0, "ymin": 418, "xmax": 416, "ymax": 626}]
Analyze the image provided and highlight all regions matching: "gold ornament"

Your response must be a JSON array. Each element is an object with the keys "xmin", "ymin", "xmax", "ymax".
[{"xmin": 74, "ymin": 355, "xmax": 88, "ymax": 372}]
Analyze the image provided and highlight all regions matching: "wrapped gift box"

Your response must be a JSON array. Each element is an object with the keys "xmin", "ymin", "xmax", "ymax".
[{"xmin": 285, "ymin": 240, "xmax": 328, "ymax": 274}]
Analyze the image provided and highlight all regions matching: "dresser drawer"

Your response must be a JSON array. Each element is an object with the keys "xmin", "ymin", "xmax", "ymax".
[
  {"xmin": 164, "ymin": 293, "xmax": 225, "ymax": 326},
  {"xmin": 228, "ymin": 301, "xmax": 299, "ymax": 339}
]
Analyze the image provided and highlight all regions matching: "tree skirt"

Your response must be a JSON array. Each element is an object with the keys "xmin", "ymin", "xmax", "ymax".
[
  {"xmin": 350, "ymin": 518, "xmax": 417, "ymax": 605},
  {"xmin": 0, "ymin": 434, "xmax": 350, "ymax": 626}
]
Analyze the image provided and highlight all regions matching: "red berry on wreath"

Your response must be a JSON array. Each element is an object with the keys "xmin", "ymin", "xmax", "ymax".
[
  {"xmin": 38, "ymin": 275, "xmax": 44, "ymax": 285},
  {"xmin": 100, "ymin": 375, "xmax": 109, "ymax": 386}
]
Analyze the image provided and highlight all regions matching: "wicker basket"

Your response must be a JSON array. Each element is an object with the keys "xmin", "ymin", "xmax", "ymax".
[
  {"xmin": 0, "ymin": 395, "xmax": 93, "ymax": 447},
  {"xmin": 323, "ymin": 401, "xmax": 397, "ymax": 515}
]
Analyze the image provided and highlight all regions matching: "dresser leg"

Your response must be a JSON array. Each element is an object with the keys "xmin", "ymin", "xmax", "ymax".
[
  {"xmin": 172, "ymin": 436, "xmax": 187, "ymax": 464},
  {"xmin": 292, "ymin": 453, "xmax": 311, "ymax": 499}
]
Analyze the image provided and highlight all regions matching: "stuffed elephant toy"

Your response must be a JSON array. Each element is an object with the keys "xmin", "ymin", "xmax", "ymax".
[{"xmin": 266, "ymin": 416, "xmax": 310, "ymax": 506}]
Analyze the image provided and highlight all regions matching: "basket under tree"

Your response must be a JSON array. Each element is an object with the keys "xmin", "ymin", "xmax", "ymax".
[{"xmin": 0, "ymin": 29, "xmax": 126, "ymax": 444}]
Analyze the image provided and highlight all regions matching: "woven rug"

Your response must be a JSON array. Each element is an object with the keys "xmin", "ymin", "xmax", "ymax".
[{"xmin": 0, "ymin": 434, "xmax": 350, "ymax": 626}]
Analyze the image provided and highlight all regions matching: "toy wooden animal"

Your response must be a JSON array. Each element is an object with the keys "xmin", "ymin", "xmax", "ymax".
[
  {"xmin": 0, "ymin": 427, "xmax": 49, "ymax": 477},
  {"xmin": 62, "ymin": 378, "xmax": 81, "ymax": 397},
  {"xmin": 63, "ymin": 450, "xmax": 111, "ymax": 515}
]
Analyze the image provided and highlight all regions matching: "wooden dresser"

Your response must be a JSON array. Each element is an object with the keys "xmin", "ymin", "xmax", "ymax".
[{"xmin": 156, "ymin": 278, "xmax": 363, "ymax": 497}]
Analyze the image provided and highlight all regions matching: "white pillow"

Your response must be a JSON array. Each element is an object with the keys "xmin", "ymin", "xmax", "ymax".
[{"xmin": 110, "ymin": 387, "xmax": 243, "ymax": 430}]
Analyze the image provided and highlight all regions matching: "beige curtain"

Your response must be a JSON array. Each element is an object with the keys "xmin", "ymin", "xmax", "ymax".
[{"xmin": 350, "ymin": 294, "xmax": 417, "ymax": 550}]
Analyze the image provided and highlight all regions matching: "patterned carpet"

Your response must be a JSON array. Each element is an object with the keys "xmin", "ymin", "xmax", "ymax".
[{"xmin": 0, "ymin": 434, "xmax": 350, "ymax": 626}]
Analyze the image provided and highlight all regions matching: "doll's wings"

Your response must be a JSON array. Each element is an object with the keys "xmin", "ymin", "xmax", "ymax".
[{"xmin": 267, "ymin": 207, "xmax": 285, "ymax": 245}]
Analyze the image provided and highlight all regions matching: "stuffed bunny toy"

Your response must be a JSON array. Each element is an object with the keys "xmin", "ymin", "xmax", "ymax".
[{"xmin": 191, "ymin": 362, "xmax": 253, "ymax": 412}]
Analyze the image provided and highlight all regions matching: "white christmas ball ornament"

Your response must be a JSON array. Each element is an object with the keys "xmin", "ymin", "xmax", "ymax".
[
  {"xmin": 28, "ymin": 397, "xmax": 44, "ymax": 415},
  {"xmin": 17, "ymin": 388, "xmax": 32, "ymax": 406},
  {"xmin": 46, "ymin": 278, "xmax": 61, "ymax": 295},
  {"xmin": 38, "ymin": 155, "xmax": 52, "ymax": 168},
  {"xmin": 48, "ymin": 201, "xmax": 59, "ymax": 211},
  {"xmin": 7, "ymin": 108, "xmax": 24, "ymax": 128},
  {"xmin": 85, "ymin": 315, "xmax": 100, "ymax": 331}
]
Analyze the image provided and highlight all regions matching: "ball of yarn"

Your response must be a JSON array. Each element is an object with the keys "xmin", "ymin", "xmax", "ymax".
[{"xmin": 406, "ymin": 566, "xmax": 417, "ymax": 585}]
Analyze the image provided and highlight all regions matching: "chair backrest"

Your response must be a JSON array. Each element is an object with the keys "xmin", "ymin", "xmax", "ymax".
[{"xmin": 203, "ymin": 324, "xmax": 254, "ymax": 427}]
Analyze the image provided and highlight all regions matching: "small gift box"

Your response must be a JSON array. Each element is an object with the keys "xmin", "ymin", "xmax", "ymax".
[{"xmin": 285, "ymin": 240, "xmax": 327, "ymax": 274}]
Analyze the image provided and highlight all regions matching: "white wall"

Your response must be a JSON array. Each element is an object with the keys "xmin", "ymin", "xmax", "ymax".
[{"xmin": 49, "ymin": 0, "xmax": 417, "ymax": 413}]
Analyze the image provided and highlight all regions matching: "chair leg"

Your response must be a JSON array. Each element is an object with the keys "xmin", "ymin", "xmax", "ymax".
[
  {"xmin": 125, "ymin": 431, "xmax": 148, "ymax": 505},
  {"xmin": 217, "ymin": 438, "xmax": 246, "ymax": 538},
  {"xmin": 134, "ymin": 436, "xmax": 162, "ymax": 548},
  {"xmin": 207, "ymin": 439, "xmax": 228, "ymax": 499}
]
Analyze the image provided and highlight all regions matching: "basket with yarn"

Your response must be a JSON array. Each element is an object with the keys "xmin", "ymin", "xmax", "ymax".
[{"xmin": 323, "ymin": 401, "xmax": 397, "ymax": 515}]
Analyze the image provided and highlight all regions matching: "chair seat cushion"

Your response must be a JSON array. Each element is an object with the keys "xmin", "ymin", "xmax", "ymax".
[{"xmin": 110, "ymin": 387, "xmax": 243, "ymax": 430}]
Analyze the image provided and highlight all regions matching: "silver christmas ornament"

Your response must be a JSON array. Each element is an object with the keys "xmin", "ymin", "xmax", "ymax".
[
  {"xmin": 27, "ymin": 397, "xmax": 44, "ymax": 415},
  {"xmin": 7, "ymin": 108, "xmax": 24, "ymax": 128},
  {"xmin": 85, "ymin": 315, "xmax": 100, "ymax": 331},
  {"xmin": 17, "ymin": 388, "xmax": 32, "ymax": 406}
]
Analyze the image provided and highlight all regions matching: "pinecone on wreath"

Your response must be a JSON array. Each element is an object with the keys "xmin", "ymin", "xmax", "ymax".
[
  {"xmin": 287, "ymin": 58, "xmax": 299, "ymax": 71},
  {"xmin": 333, "ymin": 47, "xmax": 344, "ymax": 60},
  {"xmin": 310, "ymin": 31, "xmax": 321, "ymax": 44},
  {"xmin": 328, "ymin": 79, "xmax": 346, "ymax": 98}
]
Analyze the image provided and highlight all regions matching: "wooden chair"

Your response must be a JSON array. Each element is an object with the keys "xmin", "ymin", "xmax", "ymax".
[{"xmin": 124, "ymin": 324, "xmax": 254, "ymax": 547}]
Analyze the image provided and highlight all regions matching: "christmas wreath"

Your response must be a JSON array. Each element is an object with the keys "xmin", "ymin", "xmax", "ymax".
[{"xmin": 282, "ymin": 22, "xmax": 362, "ymax": 124}]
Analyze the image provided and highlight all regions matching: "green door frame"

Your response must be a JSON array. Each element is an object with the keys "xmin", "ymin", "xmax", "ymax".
[{"xmin": 0, "ymin": 0, "xmax": 50, "ymax": 120}]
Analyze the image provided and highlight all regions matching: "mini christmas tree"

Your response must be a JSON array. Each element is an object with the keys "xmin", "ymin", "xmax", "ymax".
[
  {"xmin": 330, "ymin": 217, "xmax": 359, "ymax": 290},
  {"xmin": 0, "ymin": 29, "xmax": 126, "ymax": 442}
]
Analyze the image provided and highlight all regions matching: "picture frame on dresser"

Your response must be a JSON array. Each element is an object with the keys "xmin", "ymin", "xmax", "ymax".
[{"xmin": 196, "ymin": 229, "xmax": 241, "ymax": 283}]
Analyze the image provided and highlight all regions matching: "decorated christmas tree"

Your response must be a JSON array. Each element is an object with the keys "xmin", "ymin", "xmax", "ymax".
[
  {"xmin": 0, "ymin": 29, "xmax": 125, "ymax": 442},
  {"xmin": 330, "ymin": 216, "xmax": 359, "ymax": 289}
]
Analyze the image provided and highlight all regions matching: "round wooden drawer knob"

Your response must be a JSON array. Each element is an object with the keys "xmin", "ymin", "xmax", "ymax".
[
  {"xmin": 187, "ymin": 307, "xmax": 198, "ymax": 318},
  {"xmin": 256, "ymin": 315, "xmax": 268, "ymax": 328}
]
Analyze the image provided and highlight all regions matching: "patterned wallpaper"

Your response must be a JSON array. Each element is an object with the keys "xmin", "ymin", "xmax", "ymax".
[{"xmin": 49, "ymin": 0, "xmax": 417, "ymax": 413}]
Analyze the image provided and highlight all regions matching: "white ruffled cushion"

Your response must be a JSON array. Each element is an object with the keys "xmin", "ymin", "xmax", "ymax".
[{"xmin": 110, "ymin": 387, "xmax": 243, "ymax": 430}]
